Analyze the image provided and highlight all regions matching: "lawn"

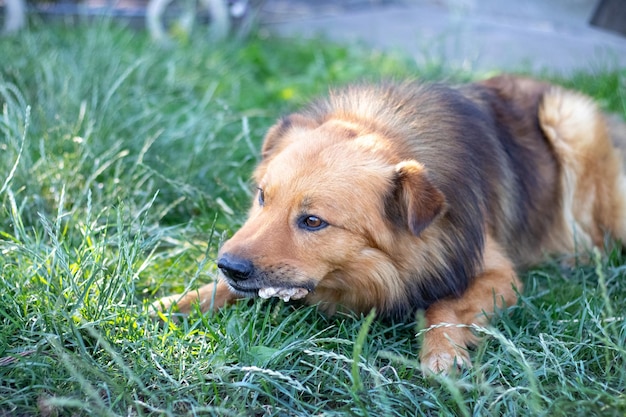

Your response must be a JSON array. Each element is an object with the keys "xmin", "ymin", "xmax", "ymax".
[{"xmin": 0, "ymin": 21, "xmax": 625, "ymax": 416}]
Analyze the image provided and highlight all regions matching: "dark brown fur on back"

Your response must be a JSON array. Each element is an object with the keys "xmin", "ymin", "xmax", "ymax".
[{"xmin": 473, "ymin": 76, "xmax": 561, "ymax": 264}]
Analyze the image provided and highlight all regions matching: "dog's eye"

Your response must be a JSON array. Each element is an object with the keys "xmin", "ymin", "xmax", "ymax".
[
  {"xmin": 257, "ymin": 188, "xmax": 265, "ymax": 206},
  {"xmin": 298, "ymin": 215, "xmax": 328, "ymax": 231}
]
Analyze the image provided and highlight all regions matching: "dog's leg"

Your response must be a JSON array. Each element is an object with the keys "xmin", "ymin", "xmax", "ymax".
[
  {"xmin": 419, "ymin": 235, "xmax": 521, "ymax": 374},
  {"xmin": 151, "ymin": 280, "xmax": 239, "ymax": 314}
]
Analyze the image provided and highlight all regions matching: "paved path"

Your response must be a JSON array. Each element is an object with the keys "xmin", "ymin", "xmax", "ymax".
[{"xmin": 261, "ymin": 0, "xmax": 626, "ymax": 74}]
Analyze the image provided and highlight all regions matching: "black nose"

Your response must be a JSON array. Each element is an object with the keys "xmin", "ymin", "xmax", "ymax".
[{"xmin": 217, "ymin": 254, "xmax": 255, "ymax": 282}]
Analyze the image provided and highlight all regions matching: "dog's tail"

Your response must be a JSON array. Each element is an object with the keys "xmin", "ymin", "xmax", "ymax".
[{"xmin": 539, "ymin": 87, "xmax": 626, "ymax": 246}]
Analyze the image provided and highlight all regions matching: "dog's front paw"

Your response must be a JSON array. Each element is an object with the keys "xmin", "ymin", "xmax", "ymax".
[
  {"xmin": 149, "ymin": 281, "xmax": 239, "ymax": 318},
  {"xmin": 420, "ymin": 346, "xmax": 471, "ymax": 375},
  {"xmin": 419, "ymin": 326, "xmax": 473, "ymax": 375},
  {"xmin": 149, "ymin": 293, "xmax": 191, "ymax": 317}
]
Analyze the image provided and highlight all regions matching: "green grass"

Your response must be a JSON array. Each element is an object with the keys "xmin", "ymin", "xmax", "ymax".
[{"xmin": 0, "ymin": 21, "xmax": 625, "ymax": 416}]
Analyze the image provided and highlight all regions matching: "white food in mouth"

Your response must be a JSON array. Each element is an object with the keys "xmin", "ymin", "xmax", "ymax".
[{"xmin": 258, "ymin": 287, "xmax": 309, "ymax": 302}]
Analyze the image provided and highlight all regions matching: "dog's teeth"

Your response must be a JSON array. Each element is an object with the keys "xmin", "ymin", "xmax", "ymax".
[
  {"xmin": 258, "ymin": 287, "xmax": 309, "ymax": 301},
  {"xmin": 290, "ymin": 288, "xmax": 309, "ymax": 300},
  {"xmin": 258, "ymin": 287, "xmax": 278, "ymax": 299},
  {"xmin": 277, "ymin": 288, "xmax": 297, "ymax": 302},
  {"xmin": 277, "ymin": 288, "xmax": 291, "ymax": 300}
]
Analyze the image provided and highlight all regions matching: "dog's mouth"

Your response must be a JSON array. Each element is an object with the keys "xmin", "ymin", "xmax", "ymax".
[
  {"xmin": 258, "ymin": 286, "xmax": 309, "ymax": 302},
  {"xmin": 227, "ymin": 283, "xmax": 310, "ymax": 302}
]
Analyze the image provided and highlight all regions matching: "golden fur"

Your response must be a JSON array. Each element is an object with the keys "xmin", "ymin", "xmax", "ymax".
[{"xmin": 154, "ymin": 75, "xmax": 626, "ymax": 374}]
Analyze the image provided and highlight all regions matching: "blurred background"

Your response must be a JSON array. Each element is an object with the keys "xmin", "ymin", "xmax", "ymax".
[{"xmin": 2, "ymin": 0, "xmax": 626, "ymax": 73}]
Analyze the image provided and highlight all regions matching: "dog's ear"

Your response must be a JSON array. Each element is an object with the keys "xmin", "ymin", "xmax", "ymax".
[
  {"xmin": 261, "ymin": 114, "xmax": 319, "ymax": 160},
  {"xmin": 388, "ymin": 160, "xmax": 446, "ymax": 236}
]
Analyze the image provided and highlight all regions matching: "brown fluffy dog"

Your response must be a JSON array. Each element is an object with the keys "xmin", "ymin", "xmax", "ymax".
[{"xmin": 155, "ymin": 75, "xmax": 626, "ymax": 374}]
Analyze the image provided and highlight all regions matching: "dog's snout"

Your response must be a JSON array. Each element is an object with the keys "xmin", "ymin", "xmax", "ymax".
[{"xmin": 217, "ymin": 254, "xmax": 255, "ymax": 282}]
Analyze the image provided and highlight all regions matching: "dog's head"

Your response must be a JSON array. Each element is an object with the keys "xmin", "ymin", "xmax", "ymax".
[{"xmin": 217, "ymin": 114, "xmax": 446, "ymax": 313}]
